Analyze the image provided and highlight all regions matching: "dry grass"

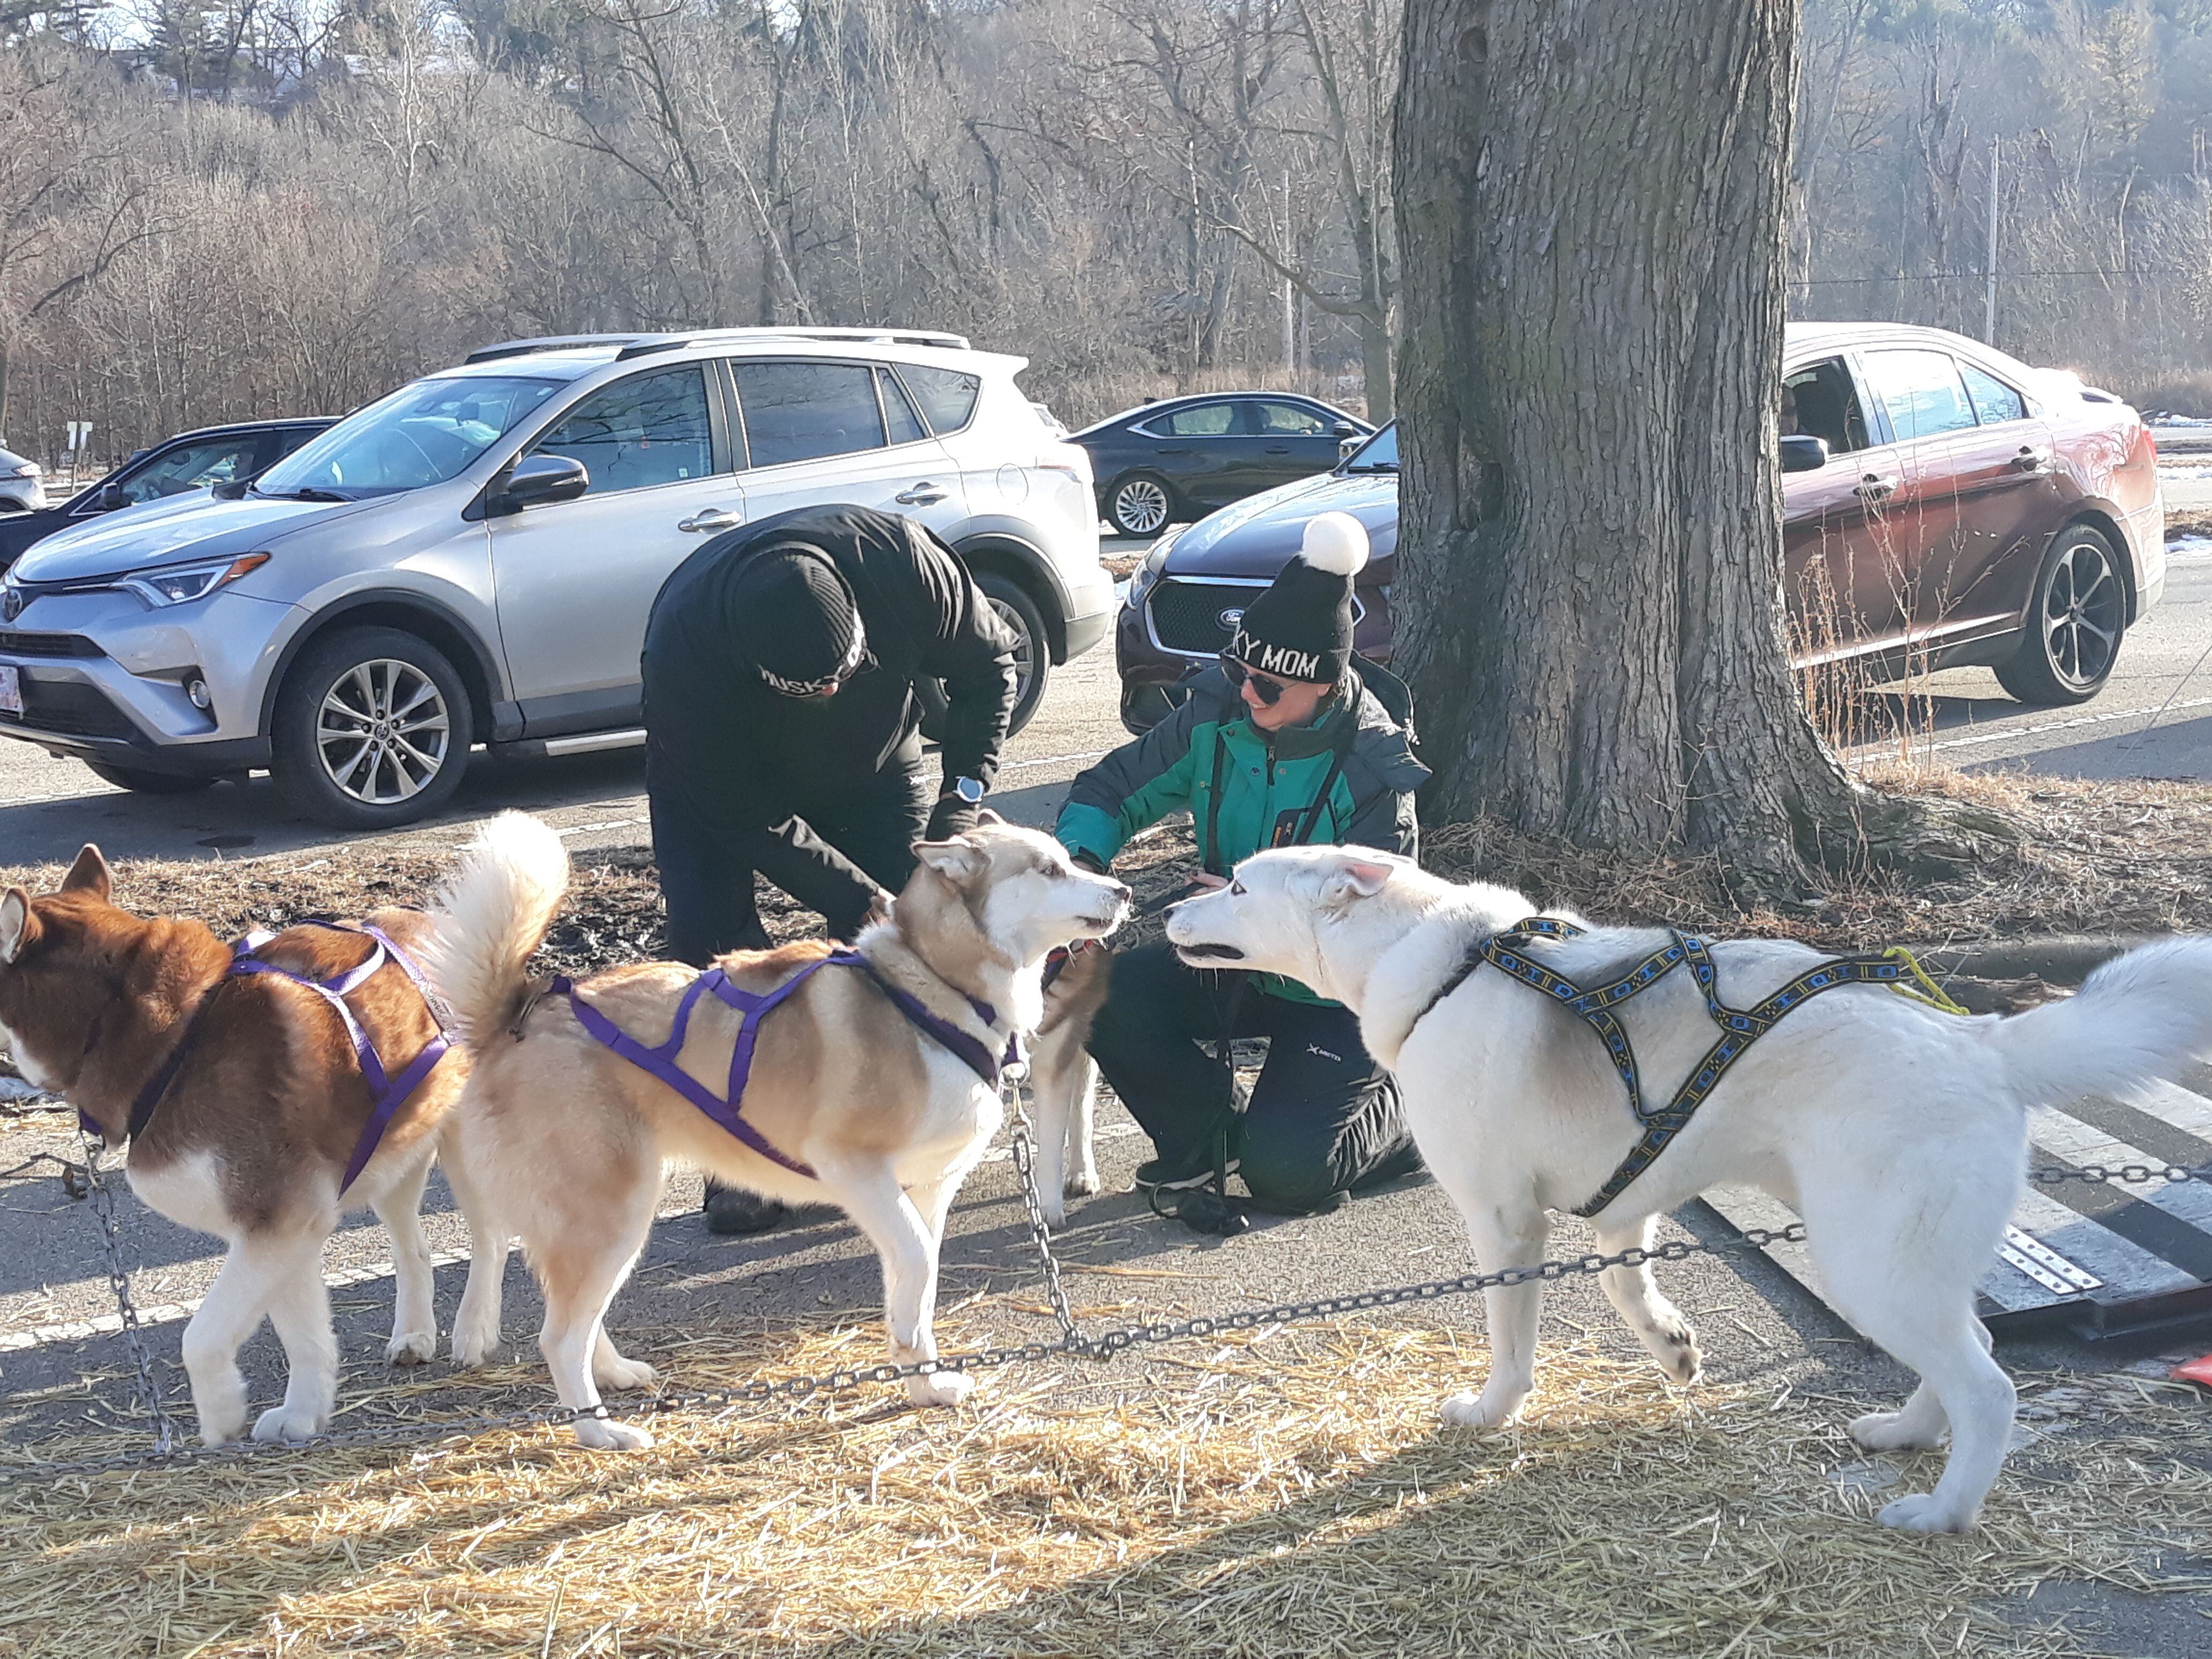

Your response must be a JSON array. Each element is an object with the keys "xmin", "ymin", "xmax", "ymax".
[{"xmin": 5, "ymin": 1314, "xmax": 2210, "ymax": 1657}]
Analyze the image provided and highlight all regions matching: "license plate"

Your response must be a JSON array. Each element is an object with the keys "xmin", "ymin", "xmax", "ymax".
[{"xmin": 0, "ymin": 666, "xmax": 19, "ymax": 718}]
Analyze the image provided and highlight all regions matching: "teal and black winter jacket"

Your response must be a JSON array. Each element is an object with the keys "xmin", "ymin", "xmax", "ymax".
[{"xmin": 1055, "ymin": 665, "xmax": 1428, "ymax": 1004}]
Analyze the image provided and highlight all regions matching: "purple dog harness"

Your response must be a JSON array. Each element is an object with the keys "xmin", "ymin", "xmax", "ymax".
[
  {"xmin": 101, "ymin": 920, "xmax": 452, "ymax": 1193},
  {"xmin": 545, "ymin": 948, "xmax": 1020, "ymax": 1182}
]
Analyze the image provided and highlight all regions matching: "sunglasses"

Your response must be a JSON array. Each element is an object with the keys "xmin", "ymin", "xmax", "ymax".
[
  {"xmin": 760, "ymin": 633, "xmax": 873, "ymax": 698},
  {"xmin": 1221, "ymin": 654, "xmax": 1291, "ymax": 706}
]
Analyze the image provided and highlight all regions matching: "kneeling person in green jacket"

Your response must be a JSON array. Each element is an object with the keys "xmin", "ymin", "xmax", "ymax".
[{"xmin": 1056, "ymin": 513, "xmax": 1429, "ymax": 1214}]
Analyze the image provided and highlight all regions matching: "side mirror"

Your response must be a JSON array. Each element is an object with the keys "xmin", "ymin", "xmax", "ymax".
[
  {"xmin": 492, "ymin": 453, "xmax": 588, "ymax": 514},
  {"xmin": 210, "ymin": 475, "xmax": 250, "ymax": 500},
  {"xmin": 95, "ymin": 482, "xmax": 129, "ymax": 511},
  {"xmin": 1331, "ymin": 421, "xmax": 1358, "ymax": 438},
  {"xmin": 1339, "ymin": 435, "xmax": 1363, "ymax": 461},
  {"xmin": 1780, "ymin": 435, "xmax": 1830, "ymax": 474}
]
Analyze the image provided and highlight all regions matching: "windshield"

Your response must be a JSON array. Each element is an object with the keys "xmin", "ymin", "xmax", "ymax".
[
  {"xmin": 255, "ymin": 376, "xmax": 563, "ymax": 499},
  {"xmin": 1340, "ymin": 422, "xmax": 1398, "ymax": 473}
]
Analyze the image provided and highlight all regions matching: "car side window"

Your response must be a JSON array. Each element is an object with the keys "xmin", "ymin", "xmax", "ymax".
[
  {"xmin": 115, "ymin": 438, "xmax": 263, "ymax": 505},
  {"xmin": 892, "ymin": 364, "xmax": 981, "ymax": 436},
  {"xmin": 734, "ymin": 361, "xmax": 887, "ymax": 466},
  {"xmin": 878, "ymin": 368, "xmax": 928, "ymax": 445},
  {"xmin": 530, "ymin": 366, "xmax": 713, "ymax": 494},
  {"xmin": 1862, "ymin": 348, "xmax": 1979, "ymax": 443},
  {"xmin": 1160, "ymin": 402, "xmax": 1239, "ymax": 438},
  {"xmin": 1782, "ymin": 358, "xmax": 1871, "ymax": 457},
  {"xmin": 1958, "ymin": 362, "xmax": 2028, "ymax": 426},
  {"xmin": 1251, "ymin": 401, "xmax": 1329, "ymax": 436}
]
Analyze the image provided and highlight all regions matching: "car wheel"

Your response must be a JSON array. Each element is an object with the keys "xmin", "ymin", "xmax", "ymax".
[
  {"xmin": 978, "ymin": 573, "xmax": 1051, "ymax": 736},
  {"xmin": 272, "ymin": 625, "xmax": 473, "ymax": 829},
  {"xmin": 84, "ymin": 763, "xmax": 217, "ymax": 795},
  {"xmin": 1994, "ymin": 524, "xmax": 2128, "ymax": 706},
  {"xmin": 1109, "ymin": 473, "xmax": 1174, "ymax": 538}
]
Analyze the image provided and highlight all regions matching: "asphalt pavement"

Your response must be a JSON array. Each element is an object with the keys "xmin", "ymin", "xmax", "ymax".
[{"xmin": 5, "ymin": 526, "xmax": 2212, "ymax": 1651}]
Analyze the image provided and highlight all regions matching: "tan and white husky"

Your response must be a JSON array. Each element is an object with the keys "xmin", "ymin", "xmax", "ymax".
[{"xmin": 422, "ymin": 811, "xmax": 1128, "ymax": 1448}]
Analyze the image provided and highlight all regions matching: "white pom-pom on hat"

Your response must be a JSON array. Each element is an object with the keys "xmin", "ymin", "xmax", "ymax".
[{"xmin": 1299, "ymin": 511, "xmax": 1370, "ymax": 577}]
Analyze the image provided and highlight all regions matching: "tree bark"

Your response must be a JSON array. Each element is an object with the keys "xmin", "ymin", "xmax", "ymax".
[{"xmin": 1392, "ymin": 0, "xmax": 1974, "ymax": 897}]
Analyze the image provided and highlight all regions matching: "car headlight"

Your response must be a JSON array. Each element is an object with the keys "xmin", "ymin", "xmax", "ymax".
[
  {"xmin": 1127, "ymin": 529, "xmax": 1181, "ymax": 605},
  {"xmin": 120, "ymin": 554, "xmax": 271, "ymax": 608}
]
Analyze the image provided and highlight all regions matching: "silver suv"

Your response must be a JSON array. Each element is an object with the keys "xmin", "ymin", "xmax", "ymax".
[{"xmin": 0, "ymin": 329, "xmax": 1109, "ymax": 827}]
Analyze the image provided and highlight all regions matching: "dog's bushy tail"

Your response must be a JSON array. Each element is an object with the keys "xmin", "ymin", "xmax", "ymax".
[
  {"xmin": 420, "ymin": 810, "xmax": 571, "ymax": 1049},
  {"xmin": 1990, "ymin": 938, "xmax": 2212, "ymax": 1110}
]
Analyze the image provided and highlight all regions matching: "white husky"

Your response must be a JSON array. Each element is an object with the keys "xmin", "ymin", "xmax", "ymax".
[{"xmin": 1164, "ymin": 845, "xmax": 2212, "ymax": 1532}]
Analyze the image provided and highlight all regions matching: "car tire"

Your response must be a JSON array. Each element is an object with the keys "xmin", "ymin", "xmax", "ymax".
[
  {"xmin": 1109, "ymin": 473, "xmax": 1175, "ymax": 538},
  {"xmin": 271, "ymin": 625, "xmax": 473, "ymax": 829},
  {"xmin": 978, "ymin": 573, "xmax": 1051, "ymax": 736},
  {"xmin": 84, "ymin": 763, "xmax": 217, "ymax": 795},
  {"xmin": 1994, "ymin": 524, "xmax": 2128, "ymax": 706}
]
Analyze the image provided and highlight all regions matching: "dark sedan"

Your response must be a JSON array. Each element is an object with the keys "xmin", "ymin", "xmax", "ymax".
[
  {"xmin": 1072, "ymin": 392, "xmax": 1372, "ymax": 537},
  {"xmin": 1117, "ymin": 323, "xmax": 2164, "ymax": 731},
  {"xmin": 0, "ymin": 417, "xmax": 333, "ymax": 572}
]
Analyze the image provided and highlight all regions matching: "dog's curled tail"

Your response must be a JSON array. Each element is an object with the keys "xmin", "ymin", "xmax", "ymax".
[
  {"xmin": 1990, "ymin": 938, "xmax": 2212, "ymax": 1111},
  {"xmin": 420, "ymin": 810, "xmax": 572, "ymax": 1049}
]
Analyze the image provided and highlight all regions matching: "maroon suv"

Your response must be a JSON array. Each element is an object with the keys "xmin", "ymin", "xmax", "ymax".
[{"xmin": 1116, "ymin": 322, "xmax": 2163, "ymax": 732}]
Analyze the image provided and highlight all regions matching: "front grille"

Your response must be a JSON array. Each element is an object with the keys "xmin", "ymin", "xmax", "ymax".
[
  {"xmin": 0, "ymin": 674, "xmax": 136, "ymax": 738},
  {"xmin": 1148, "ymin": 578, "xmax": 1365, "ymax": 656},
  {"xmin": 0, "ymin": 630, "xmax": 103, "ymax": 659}
]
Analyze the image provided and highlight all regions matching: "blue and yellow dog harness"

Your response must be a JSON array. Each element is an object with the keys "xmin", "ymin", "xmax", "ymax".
[{"xmin": 1415, "ymin": 917, "xmax": 1967, "ymax": 1217}]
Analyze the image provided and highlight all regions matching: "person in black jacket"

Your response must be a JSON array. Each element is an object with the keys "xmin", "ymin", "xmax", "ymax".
[{"xmin": 641, "ymin": 504, "xmax": 1018, "ymax": 1231}]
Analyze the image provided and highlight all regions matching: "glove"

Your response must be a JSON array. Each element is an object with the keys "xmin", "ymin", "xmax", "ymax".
[
  {"xmin": 926, "ymin": 795, "xmax": 983, "ymax": 841},
  {"xmin": 1070, "ymin": 848, "xmax": 1110, "ymax": 875}
]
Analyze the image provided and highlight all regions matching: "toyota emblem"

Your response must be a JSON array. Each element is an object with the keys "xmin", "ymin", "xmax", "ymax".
[
  {"xmin": 1217, "ymin": 606, "xmax": 1244, "ymax": 631},
  {"xmin": 1, "ymin": 587, "xmax": 21, "ymax": 624}
]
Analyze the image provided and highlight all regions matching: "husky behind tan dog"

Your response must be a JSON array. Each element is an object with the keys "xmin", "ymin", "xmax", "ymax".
[
  {"xmin": 0, "ymin": 847, "xmax": 500, "ymax": 1446},
  {"xmin": 1026, "ymin": 943, "xmax": 1114, "ymax": 1228},
  {"xmin": 423, "ymin": 811, "xmax": 1129, "ymax": 1448}
]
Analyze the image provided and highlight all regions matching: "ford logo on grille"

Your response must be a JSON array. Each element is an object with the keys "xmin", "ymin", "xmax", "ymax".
[
  {"xmin": 1217, "ymin": 607, "xmax": 1244, "ymax": 631},
  {"xmin": 1, "ymin": 587, "xmax": 21, "ymax": 623}
]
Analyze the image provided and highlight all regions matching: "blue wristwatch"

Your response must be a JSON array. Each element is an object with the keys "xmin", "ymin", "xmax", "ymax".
[{"xmin": 947, "ymin": 775, "xmax": 985, "ymax": 805}]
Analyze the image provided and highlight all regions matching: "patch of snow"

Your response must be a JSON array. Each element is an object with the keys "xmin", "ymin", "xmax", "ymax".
[{"xmin": 2165, "ymin": 535, "xmax": 2212, "ymax": 559}]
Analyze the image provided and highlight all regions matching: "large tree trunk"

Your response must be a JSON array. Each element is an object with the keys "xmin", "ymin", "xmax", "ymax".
[{"xmin": 1391, "ymin": 0, "xmax": 1966, "ymax": 896}]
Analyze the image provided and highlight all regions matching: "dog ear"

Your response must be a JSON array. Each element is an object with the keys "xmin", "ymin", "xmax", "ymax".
[
  {"xmin": 975, "ymin": 806, "xmax": 1007, "ymax": 827},
  {"xmin": 1323, "ymin": 858, "xmax": 1394, "ymax": 904},
  {"xmin": 0, "ymin": 890, "xmax": 36, "ymax": 964},
  {"xmin": 61, "ymin": 845, "xmax": 113, "ymax": 901},
  {"xmin": 913, "ymin": 838, "xmax": 990, "ymax": 886}
]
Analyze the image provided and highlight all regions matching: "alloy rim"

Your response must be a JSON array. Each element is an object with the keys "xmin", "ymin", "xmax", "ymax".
[
  {"xmin": 2042, "ymin": 540, "xmax": 2123, "ymax": 690},
  {"xmin": 316, "ymin": 659, "xmax": 451, "ymax": 804},
  {"xmin": 1114, "ymin": 479, "xmax": 1169, "ymax": 536},
  {"xmin": 991, "ymin": 597, "xmax": 1037, "ymax": 708}
]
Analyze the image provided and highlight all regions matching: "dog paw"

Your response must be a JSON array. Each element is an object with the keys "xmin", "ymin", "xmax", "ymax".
[
  {"xmin": 573, "ymin": 1415, "xmax": 655, "ymax": 1452},
  {"xmin": 196, "ymin": 1409, "xmax": 247, "ymax": 1447},
  {"xmin": 593, "ymin": 1353, "xmax": 659, "ymax": 1393},
  {"xmin": 1850, "ymin": 1409, "xmax": 1945, "ymax": 1452},
  {"xmin": 386, "ymin": 1328, "xmax": 437, "ymax": 1366},
  {"xmin": 1650, "ymin": 1320, "xmax": 1702, "ymax": 1386},
  {"xmin": 1878, "ymin": 1491, "xmax": 1975, "ymax": 1533},
  {"xmin": 251, "ymin": 1404, "xmax": 326, "ymax": 1444},
  {"xmin": 907, "ymin": 1369, "xmax": 975, "ymax": 1409},
  {"xmin": 451, "ymin": 1329, "xmax": 499, "ymax": 1368},
  {"xmin": 1040, "ymin": 1195, "xmax": 1067, "ymax": 1230},
  {"xmin": 1064, "ymin": 1166, "xmax": 1100, "ymax": 1198},
  {"xmin": 1440, "ymin": 1388, "xmax": 1522, "ymax": 1430}
]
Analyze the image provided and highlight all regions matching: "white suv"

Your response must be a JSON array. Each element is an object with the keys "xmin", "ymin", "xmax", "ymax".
[{"xmin": 0, "ymin": 328, "xmax": 1108, "ymax": 827}]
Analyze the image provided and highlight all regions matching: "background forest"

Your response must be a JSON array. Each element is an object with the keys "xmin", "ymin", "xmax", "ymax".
[{"xmin": 1, "ymin": 0, "xmax": 2208, "ymax": 465}]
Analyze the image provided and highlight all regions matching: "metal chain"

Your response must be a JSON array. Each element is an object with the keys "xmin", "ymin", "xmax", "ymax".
[
  {"xmin": 71, "ymin": 1124, "xmax": 177, "ymax": 1455},
  {"xmin": 12, "ymin": 1149, "xmax": 2208, "ymax": 1484},
  {"xmin": 1005, "ymin": 1086, "xmax": 1083, "ymax": 1342}
]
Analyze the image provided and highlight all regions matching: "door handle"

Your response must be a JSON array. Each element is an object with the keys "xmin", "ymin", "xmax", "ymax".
[
  {"xmin": 1265, "ymin": 445, "xmax": 1292, "ymax": 454},
  {"xmin": 1854, "ymin": 473, "xmax": 1900, "ymax": 501},
  {"xmin": 894, "ymin": 482, "xmax": 947, "ymax": 506},
  {"xmin": 677, "ymin": 507, "xmax": 744, "ymax": 533},
  {"xmin": 2012, "ymin": 446, "xmax": 2052, "ymax": 474}
]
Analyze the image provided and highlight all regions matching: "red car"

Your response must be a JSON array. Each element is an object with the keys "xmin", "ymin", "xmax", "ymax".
[{"xmin": 1116, "ymin": 323, "xmax": 2164, "ymax": 731}]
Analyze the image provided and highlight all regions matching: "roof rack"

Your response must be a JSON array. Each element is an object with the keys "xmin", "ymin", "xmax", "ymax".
[
  {"xmin": 463, "ymin": 327, "xmax": 974, "ymax": 367},
  {"xmin": 612, "ymin": 326, "xmax": 973, "ymax": 360},
  {"xmin": 462, "ymin": 335, "xmax": 653, "ymax": 364}
]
